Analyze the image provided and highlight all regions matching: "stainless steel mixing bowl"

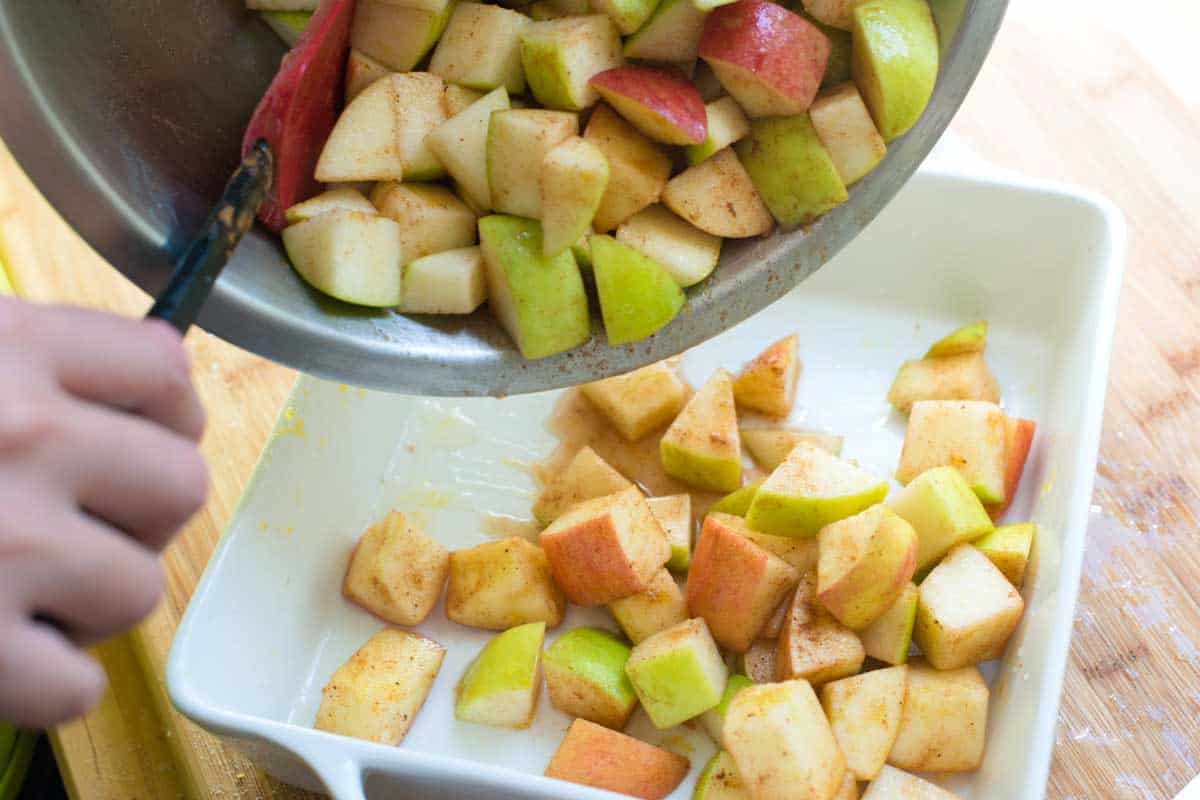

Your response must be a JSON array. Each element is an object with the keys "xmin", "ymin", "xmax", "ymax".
[{"xmin": 0, "ymin": 0, "xmax": 1005, "ymax": 396}]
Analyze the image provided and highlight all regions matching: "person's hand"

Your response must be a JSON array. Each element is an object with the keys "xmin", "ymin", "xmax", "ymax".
[{"xmin": 0, "ymin": 299, "xmax": 208, "ymax": 727}]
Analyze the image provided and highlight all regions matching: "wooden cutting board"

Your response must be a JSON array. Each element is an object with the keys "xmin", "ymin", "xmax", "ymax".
[{"xmin": 0, "ymin": 8, "xmax": 1197, "ymax": 800}]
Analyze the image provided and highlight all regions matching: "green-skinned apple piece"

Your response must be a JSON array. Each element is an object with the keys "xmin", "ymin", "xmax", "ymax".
[
  {"xmin": 521, "ymin": 16, "xmax": 624, "ymax": 111},
  {"xmin": 282, "ymin": 210, "xmax": 402, "ymax": 307},
  {"xmin": 444, "ymin": 84, "xmax": 486, "ymax": 116},
  {"xmin": 724, "ymin": 680, "xmax": 846, "ymax": 800},
  {"xmin": 810, "ymin": 82, "xmax": 887, "ymax": 185},
  {"xmin": 315, "ymin": 76, "xmax": 405, "ymax": 182},
  {"xmin": 733, "ymin": 335, "xmax": 800, "ymax": 417},
  {"xmin": 648, "ymin": 494, "xmax": 692, "ymax": 571},
  {"xmin": 710, "ymin": 482, "xmax": 761, "ymax": 517},
  {"xmin": 800, "ymin": 0, "xmax": 857, "ymax": 29},
  {"xmin": 455, "ymin": 621, "xmax": 545, "ymax": 728},
  {"xmin": 580, "ymin": 360, "xmax": 689, "ymax": 441},
  {"xmin": 896, "ymin": 401, "xmax": 1008, "ymax": 504},
  {"xmin": 589, "ymin": 0, "xmax": 661, "ymax": 35},
  {"xmin": 974, "ymin": 522, "xmax": 1035, "ymax": 587},
  {"xmin": 285, "ymin": 186, "xmax": 375, "ymax": 224},
  {"xmin": 660, "ymin": 369, "xmax": 742, "ymax": 492},
  {"xmin": 622, "ymin": 0, "xmax": 707, "ymax": 63},
  {"xmin": 590, "ymin": 235, "xmax": 685, "ymax": 345},
  {"xmin": 694, "ymin": 751, "xmax": 751, "ymax": 800},
  {"xmin": 887, "ymin": 465, "xmax": 994, "ymax": 571},
  {"xmin": 926, "ymin": 320, "xmax": 987, "ymax": 357},
  {"xmin": 371, "ymin": 182, "xmax": 476, "ymax": 264},
  {"xmin": 585, "ymin": 104, "xmax": 672, "ymax": 231},
  {"xmin": 746, "ymin": 442, "xmax": 888, "ymax": 537},
  {"xmin": 351, "ymin": 0, "xmax": 455, "ymax": 72},
  {"xmin": 685, "ymin": 97, "xmax": 751, "ymax": 165},
  {"xmin": 572, "ymin": 234, "xmax": 593, "ymax": 268},
  {"xmin": 863, "ymin": 766, "xmax": 961, "ymax": 799},
  {"xmin": 915, "ymin": 544, "xmax": 1024, "ymax": 669},
  {"xmin": 262, "ymin": 11, "xmax": 312, "ymax": 47},
  {"xmin": 859, "ymin": 581, "xmax": 917, "ymax": 664},
  {"xmin": 700, "ymin": 674, "xmax": 754, "ymax": 745},
  {"xmin": 663, "ymin": 149, "xmax": 774, "ymax": 238},
  {"xmin": 400, "ymin": 246, "xmax": 488, "ymax": 314},
  {"xmin": 887, "ymin": 352, "xmax": 1000, "ymax": 413},
  {"xmin": 541, "ymin": 137, "xmax": 610, "ymax": 257},
  {"xmin": 533, "ymin": 445, "xmax": 634, "ymax": 524},
  {"xmin": 429, "ymin": 2, "xmax": 529, "ymax": 92},
  {"xmin": 543, "ymin": 627, "xmax": 638, "ymax": 729},
  {"xmin": 740, "ymin": 427, "xmax": 843, "ymax": 471},
  {"xmin": 608, "ymin": 567, "xmax": 688, "ymax": 643},
  {"xmin": 487, "ymin": 109, "xmax": 579, "ymax": 218},
  {"xmin": 616, "ymin": 205, "xmax": 722, "ymax": 287},
  {"xmin": 0, "ymin": 721, "xmax": 17, "ymax": 771},
  {"xmin": 427, "ymin": 87, "xmax": 510, "ymax": 211},
  {"xmin": 346, "ymin": 49, "xmax": 392, "ymax": 102},
  {"xmin": 735, "ymin": 114, "xmax": 848, "ymax": 227},
  {"xmin": 821, "ymin": 665, "xmax": 908, "ymax": 781},
  {"xmin": 817, "ymin": 504, "xmax": 917, "ymax": 630},
  {"xmin": 851, "ymin": 0, "xmax": 939, "ymax": 141},
  {"xmin": 589, "ymin": 66, "xmax": 707, "ymax": 145},
  {"xmin": 625, "ymin": 617, "xmax": 728, "ymax": 728},
  {"xmin": 478, "ymin": 215, "xmax": 591, "ymax": 359}
]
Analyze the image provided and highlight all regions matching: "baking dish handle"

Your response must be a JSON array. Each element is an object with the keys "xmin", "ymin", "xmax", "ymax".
[{"xmin": 299, "ymin": 746, "xmax": 367, "ymax": 800}]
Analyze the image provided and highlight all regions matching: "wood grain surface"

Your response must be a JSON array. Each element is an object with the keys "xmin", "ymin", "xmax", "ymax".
[{"xmin": 0, "ymin": 2, "xmax": 1197, "ymax": 798}]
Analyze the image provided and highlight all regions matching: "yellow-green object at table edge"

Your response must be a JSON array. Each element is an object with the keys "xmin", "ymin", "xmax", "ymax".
[{"xmin": 0, "ymin": 729, "xmax": 37, "ymax": 800}]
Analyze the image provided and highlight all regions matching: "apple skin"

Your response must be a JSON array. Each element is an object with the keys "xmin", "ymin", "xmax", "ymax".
[
  {"xmin": 925, "ymin": 321, "xmax": 987, "ymax": 357},
  {"xmin": 589, "ymin": 66, "xmax": 707, "ymax": 146},
  {"xmin": 243, "ymin": 0, "xmax": 355, "ymax": 231},
  {"xmin": 851, "ymin": 0, "xmax": 939, "ymax": 141},
  {"xmin": 734, "ymin": 113, "xmax": 848, "ymax": 228},
  {"xmin": 543, "ymin": 627, "xmax": 638, "ymax": 729},
  {"xmin": 590, "ymin": 235, "xmax": 685, "ymax": 345},
  {"xmin": 699, "ymin": 0, "xmax": 831, "ymax": 118},
  {"xmin": 974, "ymin": 522, "xmax": 1035, "ymax": 587},
  {"xmin": 988, "ymin": 416, "xmax": 1036, "ymax": 519},
  {"xmin": 545, "ymin": 719, "xmax": 690, "ymax": 800},
  {"xmin": 624, "ymin": 617, "xmax": 729, "ymax": 728},
  {"xmin": 887, "ymin": 465, "xmax": 994, "ymax": 572},
  {"xmin": 455, "ymin": 621, "xmax": 545, "ymax": 729},
  {"xmin": 896, "ymin": 400, "xmax": 1008, "ymax": 505},
  {"xmin": 859, "ymin": 581, "xmax": 917, "ymax": 665}
]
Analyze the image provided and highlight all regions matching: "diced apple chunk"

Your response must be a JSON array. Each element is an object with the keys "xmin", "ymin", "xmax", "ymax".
[
  {"xmin": 897, "ymin": 400, "xmax": 1008, "ymax": 505},
  {"xmin": 544, "ymin": 627, "xmax": 637, "ymax": 729},
  {"xmin": 738, "ymin": 526, "xmax": 819, "ymax": 574},
  {"xmin": 724, "ymin": 680, "xmax": 846, "ymax": 800},
  {"xmin": 314, "ymin": 629, "xmax": 444, "ymax": 744},
  {"xmin": 625, "ymin": 617, "xmax": 728, "ymax": 728},
  {"xmin": 533, "ymin": 445, "xmax": 634, "ymax": 524},
  {"xmin": 817, "ymin": 504, "xmax": 917, "ymax": 630},
  {"xmin": 391, "ymin": 72, "xmax": 449, "ymax": 179},
  {"xmin": 694, "ymin": 751, "xmax": 750, "ymax": 800},
  {"xmin": 615, "ymin": 204, "xmax": 722, "ymax": 287},
  {"xmin": 821, "ymin": 665, "xmax": 908, "ymax": 781},
  {"xmin": 580, "ymin": 360, "xmax": 689, "ymax": 441},
  {"xmin": 545, "ymin": 719, "xmax": 690, "ymax": 800},
  {"xmin": 735, "ymin": 114, "xmax": 848, "ymax": 228},
  {"xmin": 863, "ymin": 766, "xmax": 961, "ymax": 800},
  {"xmin": 342, "ymin": 511, "xmax": 449, "ymax": 625},
  {"xmin": 446, "ymin": 536, "xmax": 566, "ymax": 629},
  {"xmin": 915, "ymin": 544, "xmax": 1024, "ymax": 669},
  {"xmin": 859, "ymin": 581, "xmax": 917, "ymax": 665},
  {"xmin": 852, "ymin": 0, "xmax": 939, "ymax": 141},
  {"xmin": 685, "ymin": 96, "xmax": 752, "ymax": 166},
  {"xmin": 888, "ymin": 352, "xmax": 1001, "ymax": 413},
  {"xmin": 315, "ymin": 76, "xmax": 405, "ymax": 182},
  {"xmin": 540, "ymin": 487, "xmax": 670, "ymax": 605},
  {"xmin": 345, "ymin": 49, "xmax": 391, "ymax": 102},
  {"xmin": 974, "ymin": 522, "xmax": 1035, "ymax": 587},
  {"xmin": 926, "ymin": 321, "xmax": 987, "ymax": 358},
  {"xmin": 733, "ymin": 335, "xmax": 801, "ymax": 417},
  {"xmin": 427, "ymin": 87, "xmax": 511, "ymax": 212},
  {"xmin": 888, "ymin": 660, "xmax": 988, "ymax": 773},
  {"xmin": 285, "ymin": 186, "xmax": 376, "ymax": 224},
  {"xmin": 443, "ymin": 83, "xmax": 485, "ymax": 116},
  {"xmin": 585, "ymin": 104, "xmax": 673, "ymax": 232},
  {"xmin": 589, "ymin": 65, "xmax": 708, "ymax": 146},
  {"xmin": 687, "ymin": 513, "xmax": 801, "ymax": 652},
  {"xmin": 740, "ymin": 427, "xmax": 843, "ymax": 471},
  {"xmin": 711, "ymin": 482, "xmax": 762, "ymax": 517},
  {"xmin": 400, "ymin": 246, "xmax": 488, "ymax": 314},
  {"xmin": 662, "ymin": 149, "xmax": 774, "ymax": 238},
  {"xmin": 282, "ymin": 210, "xmax": 403, "ymax": 307},
  {"xmin": 487, "ymin": 109, "xmax": 579, "ymax": 218},
  {"xmin": 589, "ymin": 0, "xmax": 659, "ymax": 34},
  {"xmin": 737, "ymin": 638, "xmax": 778, "ymax": 682},
  {"xmin": 776, "ymin": 574, "xmax": 864, "ymax": 685},
  {"xmin": 608, "ymin": 567, "xmax": 688, "ymax": 644},
  {"xmin": 623, "ymin": 0, "xmax": 708, "ymax": 64},
  {"xmin": 590, "ymin": 235, "xmax": 685, "ymax": 345},
  {"xmin": 521, "ymin": 16, "xmax": 624, "ymax": 111},
  {"xmin": 660, "ymin": 369, "xmax": 742, "ymax": 492},
  {"xmin": 455, "ymin": 621, "xmax": 545, "ymax": 728},
  {"xmin": 990, "ymin": 416, "xmax": 1036, "ymax": 518},
  {"xmin": 541, "ymin": 136, "xmax": 609, "ymax": 257},
  {"xmin": 887, "ymin": 466, "xmax": 994, "ymax": 572},
  {"xmin": 648, "ymin": 494, "xmax": 692, "ymax": 571},
  {"xmin": 429, "ymin": 2, "xmax": 529, "ymax": 93},
  {"xmin": 350, "ymin": 0, "xmax": 453, "ymax": 72},
  {"xmin": 371, "ymin": 182, "xmax": 476, "ymax": 264},
  {"xmin": 701, "ymin": 674, "xmax": 754, "ymax": 745},
  {"xmin": 810, "ymin": 82, "xmax": 887, "ymax": 185}
]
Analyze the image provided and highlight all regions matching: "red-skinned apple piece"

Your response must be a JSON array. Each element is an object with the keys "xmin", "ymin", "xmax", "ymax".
[
  {"xmin": 989, "ymin": 417, "xmax": 1036, "ymax": 519},
  {"xmin": 699, "ymin": 0, "xmax": 831, "ymax": 118},
  {"xmin": 589, "ymin": 66, "xmax": 708, "ymax": 146},
  {"xmin": 243, "ymin": 0, "xmax": 356, "ymax": 232}
]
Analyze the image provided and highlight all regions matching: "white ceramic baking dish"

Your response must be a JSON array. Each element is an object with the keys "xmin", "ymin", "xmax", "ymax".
[{"xmin": 168, "ymin": 164, "xmax": 1126, "ymax": 800}]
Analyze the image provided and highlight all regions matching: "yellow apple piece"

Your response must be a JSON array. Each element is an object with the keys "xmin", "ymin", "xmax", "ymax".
[
  {"xmin": 285, "ymin": 186, "xmax": 375, "ymax": 224},
  {"xmin": 428, "ymin": 2, "xmax": 529, "ymax": 93},
  {"xmin": 545, "ymin": 718, "xmax": 690, "ymax": 800},
  {"xmin": 314, "ymin": 629, "xmax": 444, "ymax": 744},
  {"xmin": 532, "ymin": 445, "xmax": 634, "ymax": 524},
  {"xmin": 741, "ymin": 427, "xmax": 844, "ymax": 471},
  {"xmin": 342, "ymin": 511, "xmax": 449, "ymax": 626},
  {"xmin": 615, "ymin": 204, "xmax": 722, "ymax": 287},
  {"xmin": 446, "ymin": 536, "xmax": 566, "ymax": 630},
  {"xmin": 345, "ymin": 49, "xmax": 391, "ymax": 102},
  {"xmin": 694, "ymin": 751, "xmax": 750, "ymax": 800},
  {"xmin": 315, "ymin": 75, "xmax": 406, "ymax": 182},
  {"xmin": 817, "ymin": 504, "xmax": 917, "ymax": 629},
  {"xmin": 888, "ymin": 660, "xmax": 988, "ymax": 773},
  {"xmin": 724, "ymin": 680, "xmax": 846, "ymax": 800},
  {"xmin": 608, "ymin": 567, "xmax": 688, "ymax": 644},
  {"xmin": 660, "ymin": 369, "xmax": 742, "ymax": 492},
  {"xmin": 541, "ymin": 136, "xmax": 610, "ymax": 258},
  {"xmin": 662, "ymin": 148, "xmax": 774, "ymax": 238},
  {"xmin": 701, "ymin": 674, "xmax": 754, "ymax": 745},
  {"xmin": 859, "ymin": 581, "xmax": 917, "ymax": 665},
  {"xmin": 540, "ymin": 487, "xmax": 669, "ymax": 605},
  {"xmin": 887, "ymin": 352, "xmax": 1000, "ymax": 414},
  {"xmin": 625, "ymin": 617, "xmax": 728, "ymax": 728},
  {"xmin": 687, "ymin": 512, "xmax": 801, "ymax": 652},
  {"xmin": 487, "ymin": 109, "xmax": 579, "ymax": 218},
  {"xmin": 648, "ymin": 494, "xmax": 692, "ymax": 571},
  {"xmin": 371, "ymin": 182, "xmax": 476, "ymax": 264},
  {"xmin": 914, "ymin": 543, "xmax": 1024, "ymax": 669},
  {"xmin": 281, "ymin": 210, "xmax": 403, "ymax": 307},
  {"xmin": 777, "ymin": 574, "xmax": 864, "ymax": 685},
  {"xmin": 887, "ymin": 465, "xmax": 994, "ymax": 572},
  {"xmin": 926, "ymin": 321, "xmax": 987, "ymax": 358},
  {"xmin": 580, "ymin": 359, "xmax": 689, "ymax": 442},
  {"xmin": 400, "ymin": 246, "xmax": 488, "ymax": 315},
  {"xmin": 863, "ymin": 765, "xmax": 961, "ymax": 799},
  {"xmin": 821, "ymin": 665, "xmax": 908, "ymax": 781},
  {"xmin": 350, "ymin": 0, "xmax": 454, "ymax": 72},
  {"xmin": 443, "ymin": 83, "xmax": 485, "ymax": 116},
  {"xmin": 810, "ymin": 82, "xmax": 887, "ymax": 185},
  {"xmin": 427, "ymin": 86, "xmax": 511, "ymax": 212},
  {"xmin": 974, "ymin": 522, "xmax": 1036, "ymax": 587},
  {"xmin": 585, "ymin": 104, "xmax": 673, "ymax": 231},
  {"xmin": 455, "ymin": 621, "xmax": 545, "ymax": 728},
  {"xmin": 897, "ymin": 400, "xmax": 1008, "ymax": 505},
  {"xmin": 732, "ymin": 335, "xmax": 801, "ymax": 417}
]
